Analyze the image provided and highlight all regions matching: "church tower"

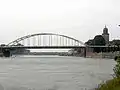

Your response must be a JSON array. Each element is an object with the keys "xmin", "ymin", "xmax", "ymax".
[{"xmin": 102, "ymin": 25, "xmax": 109, "ymax": 45}]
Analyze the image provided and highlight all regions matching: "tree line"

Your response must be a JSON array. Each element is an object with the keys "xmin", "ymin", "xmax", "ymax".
[{"xmin": 85, "ymin": 35, "xmax": 120, "ymax": 53}]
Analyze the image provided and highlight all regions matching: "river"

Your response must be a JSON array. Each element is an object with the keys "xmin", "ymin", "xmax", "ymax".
[{"xmin": 0, "ymin": 56, "xmax": 116, "ymax": 90}]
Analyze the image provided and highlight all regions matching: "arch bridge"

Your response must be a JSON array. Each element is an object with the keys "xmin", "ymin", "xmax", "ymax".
[
  {"xmin": 1, "ymin": 33, "xmax": 87, "ymax": 57},
  {"xmin": 7, "ymin": 33, "xmax": 85, "ymax": 48},
  {"xmin": 2, "ymin": 33, "xmax": 116, "ymax": 57}
]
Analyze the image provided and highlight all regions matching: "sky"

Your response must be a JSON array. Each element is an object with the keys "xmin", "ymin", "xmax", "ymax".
[{"xmin": 0, "ymin": 0, "xmax": 120, "ymax": 44}]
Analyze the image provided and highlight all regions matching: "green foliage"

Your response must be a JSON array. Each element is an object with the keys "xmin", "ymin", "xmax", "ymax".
[
  {"xmin": 85, "ymin": 35, "xmax": 106, "ymax": 46},
  {"xmin": 85, "ymin": 35, "xmax": 106, "ymax": 53},
  {"xmin": 93, "ymin": 35, "xmax": 106, "ymax": 46},
  {"xmin": 113, "ymin": 56, "xmax": 120, "ymax": 78},
  {"xmin": 110, "ymin": 40, "xmax": 120, "ymax": 46},
  {"xmin": 95, "ymin": 77, "xmax": 120, "ymax": 90},
  {"xmin": 93, "ymin": 35, "xmax": 106, "ymax": 53},
  {"xmin": 85, "ymin": 39, "xmax": 94, "ymax": 45},
  {"xmin": 95, "ymin": 56, "xmax": 120, "ymax": 90}
]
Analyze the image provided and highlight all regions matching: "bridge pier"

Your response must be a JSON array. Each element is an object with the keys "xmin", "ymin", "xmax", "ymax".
[
  {"xmin": 84, "ymin": 47, "xmax": 86, "ymax": 58},
  {"xmin": 2, "ymin": 49, "xmax": 11, "ymax": 57}
]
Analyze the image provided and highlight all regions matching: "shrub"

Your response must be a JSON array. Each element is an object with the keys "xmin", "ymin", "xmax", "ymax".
[
  {"xmin": 95, "ymin": 77, "xmax": 120, "ymax": 90},
  {"xmin": 95, "ymin": 56, "xmax": 120, "ymax": 90},
  {"xmin": 113, "ymin": 56, "xmax": 120, "ymax": 78}
]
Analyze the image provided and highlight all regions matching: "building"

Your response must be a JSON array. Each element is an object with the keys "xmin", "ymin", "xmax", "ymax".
[{"xmin": 102, "ymin": 25, "xmax": 109, "ymax": 45}]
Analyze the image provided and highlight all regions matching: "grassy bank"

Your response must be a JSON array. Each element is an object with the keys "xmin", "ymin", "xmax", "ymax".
[
  {"xmin": 95, "ymin": 77, "xmax": 120, "ymax": 90},
  {"xmin": 95, "ymin": 55, "xmax": 120, "ymax": 90}
]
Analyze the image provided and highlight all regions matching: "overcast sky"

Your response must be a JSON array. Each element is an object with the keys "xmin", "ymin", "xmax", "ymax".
[{"xmin": 0, "ymin": 0, "xmax": 120, "ymax": 44}]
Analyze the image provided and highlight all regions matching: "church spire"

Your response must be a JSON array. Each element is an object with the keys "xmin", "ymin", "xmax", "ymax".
[
  {"xmin": 102, "ymin": 25, "xmax": 109, "ymax": 45},
  {"xmin": 105, "ymin": 25, "xmax": 107, "ymax": 28},
  {"xmin": 103, "ymin": 25, "xmax": 108, "ymax": 35}
]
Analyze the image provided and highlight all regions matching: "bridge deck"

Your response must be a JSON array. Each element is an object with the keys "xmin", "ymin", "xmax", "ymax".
[
  {"xmin": 0, "ymin": 45, "xmax": 118, "ymax": 49},
  {"xmin": 0, "ymin": 46, "xmax": 85, "ymax": 49}
]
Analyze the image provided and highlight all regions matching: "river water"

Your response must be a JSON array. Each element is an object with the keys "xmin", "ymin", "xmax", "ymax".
[{"xmin": 0, "ymin": 56, "xmax": 116, "ymax": 90}]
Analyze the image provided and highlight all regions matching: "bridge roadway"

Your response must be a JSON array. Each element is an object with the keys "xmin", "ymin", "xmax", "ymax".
[
  {"xmin": 0, "ymin": 46, "xmax": 86, "ymax": 49},
  {"xmin": 0, "ymin": 45, "xmax": 119, "ymax": 57},
  {"xmin": 0, "ymin": 45, "xmax": 118, "ymax": 49}
]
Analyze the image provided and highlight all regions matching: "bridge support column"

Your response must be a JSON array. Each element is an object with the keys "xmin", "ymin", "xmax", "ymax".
[
  {"xmin": 2, "ymin": 49, "xmax": 11, "ymax": 57},
  {"xmin": 84, "ymin": 47, "xmax": 86, "ymax": 58}
]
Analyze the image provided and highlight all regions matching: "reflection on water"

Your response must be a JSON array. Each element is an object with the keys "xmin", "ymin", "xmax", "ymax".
[{"xmin": 0, "ymin": 55, "xmax": 116, "ymax": 90}]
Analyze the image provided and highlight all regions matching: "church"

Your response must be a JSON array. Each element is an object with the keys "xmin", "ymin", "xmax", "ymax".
[
  {"xmin": 85, "ymin": 25, "xmax": 110, "ymax": 46},
  {"xmin": 102, "ymin": 26, "xmax": 109, "ymax": 45}
]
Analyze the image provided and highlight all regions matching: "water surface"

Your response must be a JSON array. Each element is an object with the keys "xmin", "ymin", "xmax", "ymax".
[{"xmin": 0, "ymin": 56, "xmax": 116, "ymax": 90}]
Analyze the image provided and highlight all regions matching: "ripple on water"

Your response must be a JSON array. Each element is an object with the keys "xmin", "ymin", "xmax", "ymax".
[{"xmin": 0, "ymin": 56, "xmax": 116, "ymax": 90}]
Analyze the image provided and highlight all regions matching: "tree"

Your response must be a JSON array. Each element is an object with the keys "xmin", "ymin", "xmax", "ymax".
[
  {"xmin": 110, "ymin": 40, "xmax": 120, "ymax": 46},
  {"xmin": 114, "ymin": 56, "xmax": 120, "ymax": 77},
  {"xmin": 85, "ymin": 35, "xmax": 106, "ymax": 53},
  {"xmin": 93, "ymin": 35, "xmax": 106, "ymax": 53},
  {"xmin": 93, "ymin": 35, "xmax": 106, "ymax": 46},
  {"xmin": 85, "ymin": 39, "xmax": 94, "ymax": 45},
  {"xmin": 110, "ymin": 40, "xmax": 120, "ymax": 51}
]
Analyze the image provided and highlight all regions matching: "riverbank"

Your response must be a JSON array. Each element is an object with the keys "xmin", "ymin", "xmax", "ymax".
[
  {"xmin": 95, "ymin": 77, "xmax": 120, "ymax": 90},
  {"xmin": 86, "ymin": 52, "xmax": 120, "ymax": 59},
  {"xmin": 95, "ymin": 55, "xmax": 120, "ymax": 90}
]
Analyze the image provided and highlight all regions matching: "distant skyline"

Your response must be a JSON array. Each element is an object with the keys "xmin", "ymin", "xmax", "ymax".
[{"xmin": 0, "ymin": 0, "xmax": 120, "ymax": 44}]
